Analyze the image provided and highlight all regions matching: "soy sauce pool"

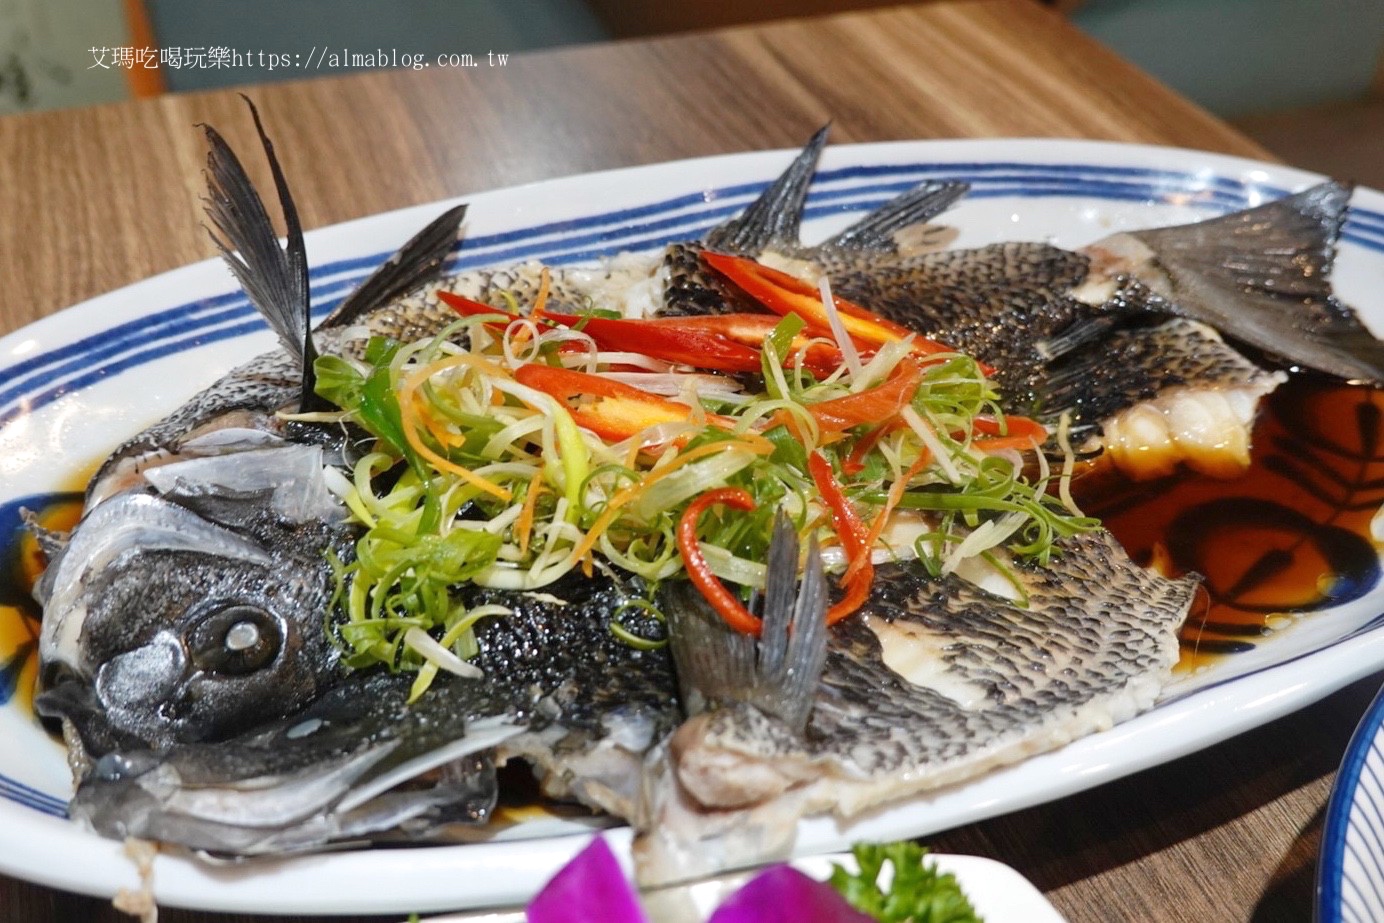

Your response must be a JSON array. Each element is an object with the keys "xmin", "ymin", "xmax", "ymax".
[
  {"xmin": 0, "ymin": 490, "xmax": 82, "ymax": 711},
  {"xmin": 1072, "ymin": 379, "xmax": 1384, "ymax": 671}
]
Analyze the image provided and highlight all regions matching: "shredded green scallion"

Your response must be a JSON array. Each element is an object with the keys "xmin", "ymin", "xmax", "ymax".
[{"xmin": 306, "ymin": 276, "xmax": 1099, "ymax": 697}]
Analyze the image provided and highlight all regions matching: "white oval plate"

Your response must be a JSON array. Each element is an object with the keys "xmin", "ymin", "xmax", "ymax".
[{"xmin": 2, "ymin": 139, "xmax": 1383, "ymax": 916}]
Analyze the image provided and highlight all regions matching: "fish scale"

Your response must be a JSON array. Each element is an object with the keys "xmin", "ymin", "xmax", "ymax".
[
  {"xmin": 635, "ymin": 531, "xmax": 1195, "ymax": 884},
  {"xmin": 657, "ymin": 242, "xmax": 756, "ymax": 318},
  {"xmin": 691, "ymin": 530, "xmax": 1190, "ymax": 781},
  {"xmin": 1044, "ymin": 316, "xmax": 1282, "ymax": 425}
]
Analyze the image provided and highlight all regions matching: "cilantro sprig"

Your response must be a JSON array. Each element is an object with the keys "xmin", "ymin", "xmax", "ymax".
[{"xmin": 829, "ymin": 842, "xmax": 983, "ymax": 923}]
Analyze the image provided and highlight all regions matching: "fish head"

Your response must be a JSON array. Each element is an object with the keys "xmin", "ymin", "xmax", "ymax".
[{"xmin": 35, "ymin": 440, "xmax": 354, "ymax": 754}]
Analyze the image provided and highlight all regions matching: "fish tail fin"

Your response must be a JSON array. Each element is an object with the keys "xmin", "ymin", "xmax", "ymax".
[
  {"xmin": 319, "ymin": 203, "xmax": 469, "ymax": 329},
  {"xmin": 664, "ymin": 512, "xmax": 828, "ymax": 735},
  {"xmin": 822, "ymin": 180, "xmax": 970, "ymax": 253},
  {"xmin": 201, "ymin": 96, "xmax": 322, "ymax": 410},
  {"xmin": 705, "ymin": 125, "xmax": 829, "ymax": 254},
  {"xmin": 1126, "ymin": 181, "xmax": 1384, "ymax": 382}
]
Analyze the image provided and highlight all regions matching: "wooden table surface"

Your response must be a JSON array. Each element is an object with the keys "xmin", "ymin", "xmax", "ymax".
[{"xmin": 0, "ymin": 2, "xmax": 1372, "ymax": 921}]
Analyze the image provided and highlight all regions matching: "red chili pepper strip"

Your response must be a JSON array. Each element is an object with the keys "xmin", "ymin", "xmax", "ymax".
[
  {"xmin": 702, "ymin": 251, "xmax": 967, "ymax": 365},
  {"xmin": 514, "ymin": 363, "xmax": 734, "ymax": 443},
  {"xmin": 439, "ymin": 290, "xmax": 525, "ymax": 324},
  {"xmin": 807, "ymin": 451, "xmax": 874, "ymax": 625},
  {"xmin": 677, "ymin": 489, "xmax": 762, "ymax": 636},
  {"xmin": 969, "ymin": 414, "xmax": 1048, "ymax": 452},
  {"xmin": 542, "ymin": 313, "xmax": 765, "ymax": 374},
  {"xmin": 620, "ymin": 313, "xmax": 854, "ymax": 377},
  {"xmin": 972, "ymin": 414, "xmax": 1048, "ymax": 440},
  {"xmin": 841, "ymin": 422, "xmax": 890, "ymax": 475},
  {"xmin": 542, "ymin": 311, "xmax": 851, "ymax": 378},
  {"xmin": 808, "ymin": 452, "xmax": 869, "ymax": 562},
  {"xmin": 807, "ymin": 360, "xmax": 925, "ymax": 434},
  {"xmin": 443, "ymin": 289, "xmax": 852, "ymax": 378}
]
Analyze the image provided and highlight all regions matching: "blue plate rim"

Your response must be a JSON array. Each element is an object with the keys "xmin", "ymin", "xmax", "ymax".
[{"xmin": 1317, "ymin": 681, "xmax": 1384, "ymax": 921}]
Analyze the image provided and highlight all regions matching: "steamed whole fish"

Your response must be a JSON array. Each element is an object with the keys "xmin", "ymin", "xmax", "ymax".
[{"xmin": 29, "ymin": 109, "xmax": 1384, "ymax": 886}]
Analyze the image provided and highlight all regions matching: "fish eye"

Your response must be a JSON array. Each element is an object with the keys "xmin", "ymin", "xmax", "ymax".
[{"xmin": 187, "ymin": 604, "xmax": 283, "ymax": 676}]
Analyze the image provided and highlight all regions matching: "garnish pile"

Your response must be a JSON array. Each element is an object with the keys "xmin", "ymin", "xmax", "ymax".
[
  {"xmin": 523, "ymin": 837, "xmax": 984, "ymax": 923},
  {"xmin": 307, "ymin": 254, "xmax": 1096, "ymax": 698}
]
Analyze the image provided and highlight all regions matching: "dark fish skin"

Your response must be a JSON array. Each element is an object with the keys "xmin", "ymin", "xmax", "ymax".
[
  {"xmin": 818, "ymin": 240, "xmax": 1096, "ymax": 416},
  {"xmin": 70, "ymin": 573, "xmax": 682, "ymax": 854},
  {"xmin": 447, "ymin": 573, "xmax": 679, "ymax": 758},
  {"xmin": 658, "ymin": 241, "xmax": 765, "ymax": 319},
  {"xmin": 634, "ymin": 530, "xmax": 1198, "ymax": 885},
  {"xmin": 1042, "ymin": 314, "xmax": 1281, "ymax": 429}
]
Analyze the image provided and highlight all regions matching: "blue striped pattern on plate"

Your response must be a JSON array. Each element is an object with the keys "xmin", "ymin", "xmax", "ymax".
[
  {"xmin": 1319, "ymin": 685, "xmax": 1384, "ymax": 922},
  {"xmin": 0, "ymin": 773, "xmax": 67, "ymax": 818},
  {"xmin": 3, "ymin": 160, "xmax": 1384, "ymax": 435},
  {"xmin": 4, "ymin": 155, "xmax": 1384, "ymax": 821}
]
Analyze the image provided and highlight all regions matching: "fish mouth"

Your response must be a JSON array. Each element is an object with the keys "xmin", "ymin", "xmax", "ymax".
[
  {"xmin": 34, "ymin": 678, "xmax": 150, "ymax": 759},
  {"xmin": 65, "ymin": 673, "xmax": 524, "ymax": 856}
]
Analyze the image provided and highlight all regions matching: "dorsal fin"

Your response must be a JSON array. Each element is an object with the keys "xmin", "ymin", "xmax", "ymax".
[
  {"xmin": 705, "ymin": 125, "xmax": 829, "ymax": 255},
  {"xmin": 822, "ymin": 180, "xmax": 970, "ymax": 253},
  {"xmin": 202, "ymin": 96, "xmax": 323, "ymax": 411},
  {"xmin": 320, "ymin": 204, "xmax": 468, "ymax": 329}
]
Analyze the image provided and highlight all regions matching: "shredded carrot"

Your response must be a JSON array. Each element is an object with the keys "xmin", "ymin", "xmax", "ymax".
[
  {"xmin": 570, "ymin": 439, "xmax": 773, "ymax": 564},
  {"xmin": 412, "ymin": 390, "xmax": 468, "ymax": 449},
  {"xmin": 515, "ymin": 469, "xmax": 546, "ymax": 555},
  {"xmin": 808, "ymin": 451, "xmax": 876, "ymax": 626},
  {"xmin": 843, "ymin": 449, "xmax": 932, "ymax": 586},
  {"xmin": 397, "ymin": 355, "xmax": 512, "ymax": 501},
  {"xmin": 532, "ymin": 267, "xmax": 552, "ymax": 321},
  {"xmin": 509, "ymin": 267, "xmax": 553, "ymax": 351}
]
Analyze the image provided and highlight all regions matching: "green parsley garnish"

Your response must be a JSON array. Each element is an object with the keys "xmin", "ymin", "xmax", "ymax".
[{"xmin": 829, "ymin": 841, "xmax": 983, "ymax": 923}]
